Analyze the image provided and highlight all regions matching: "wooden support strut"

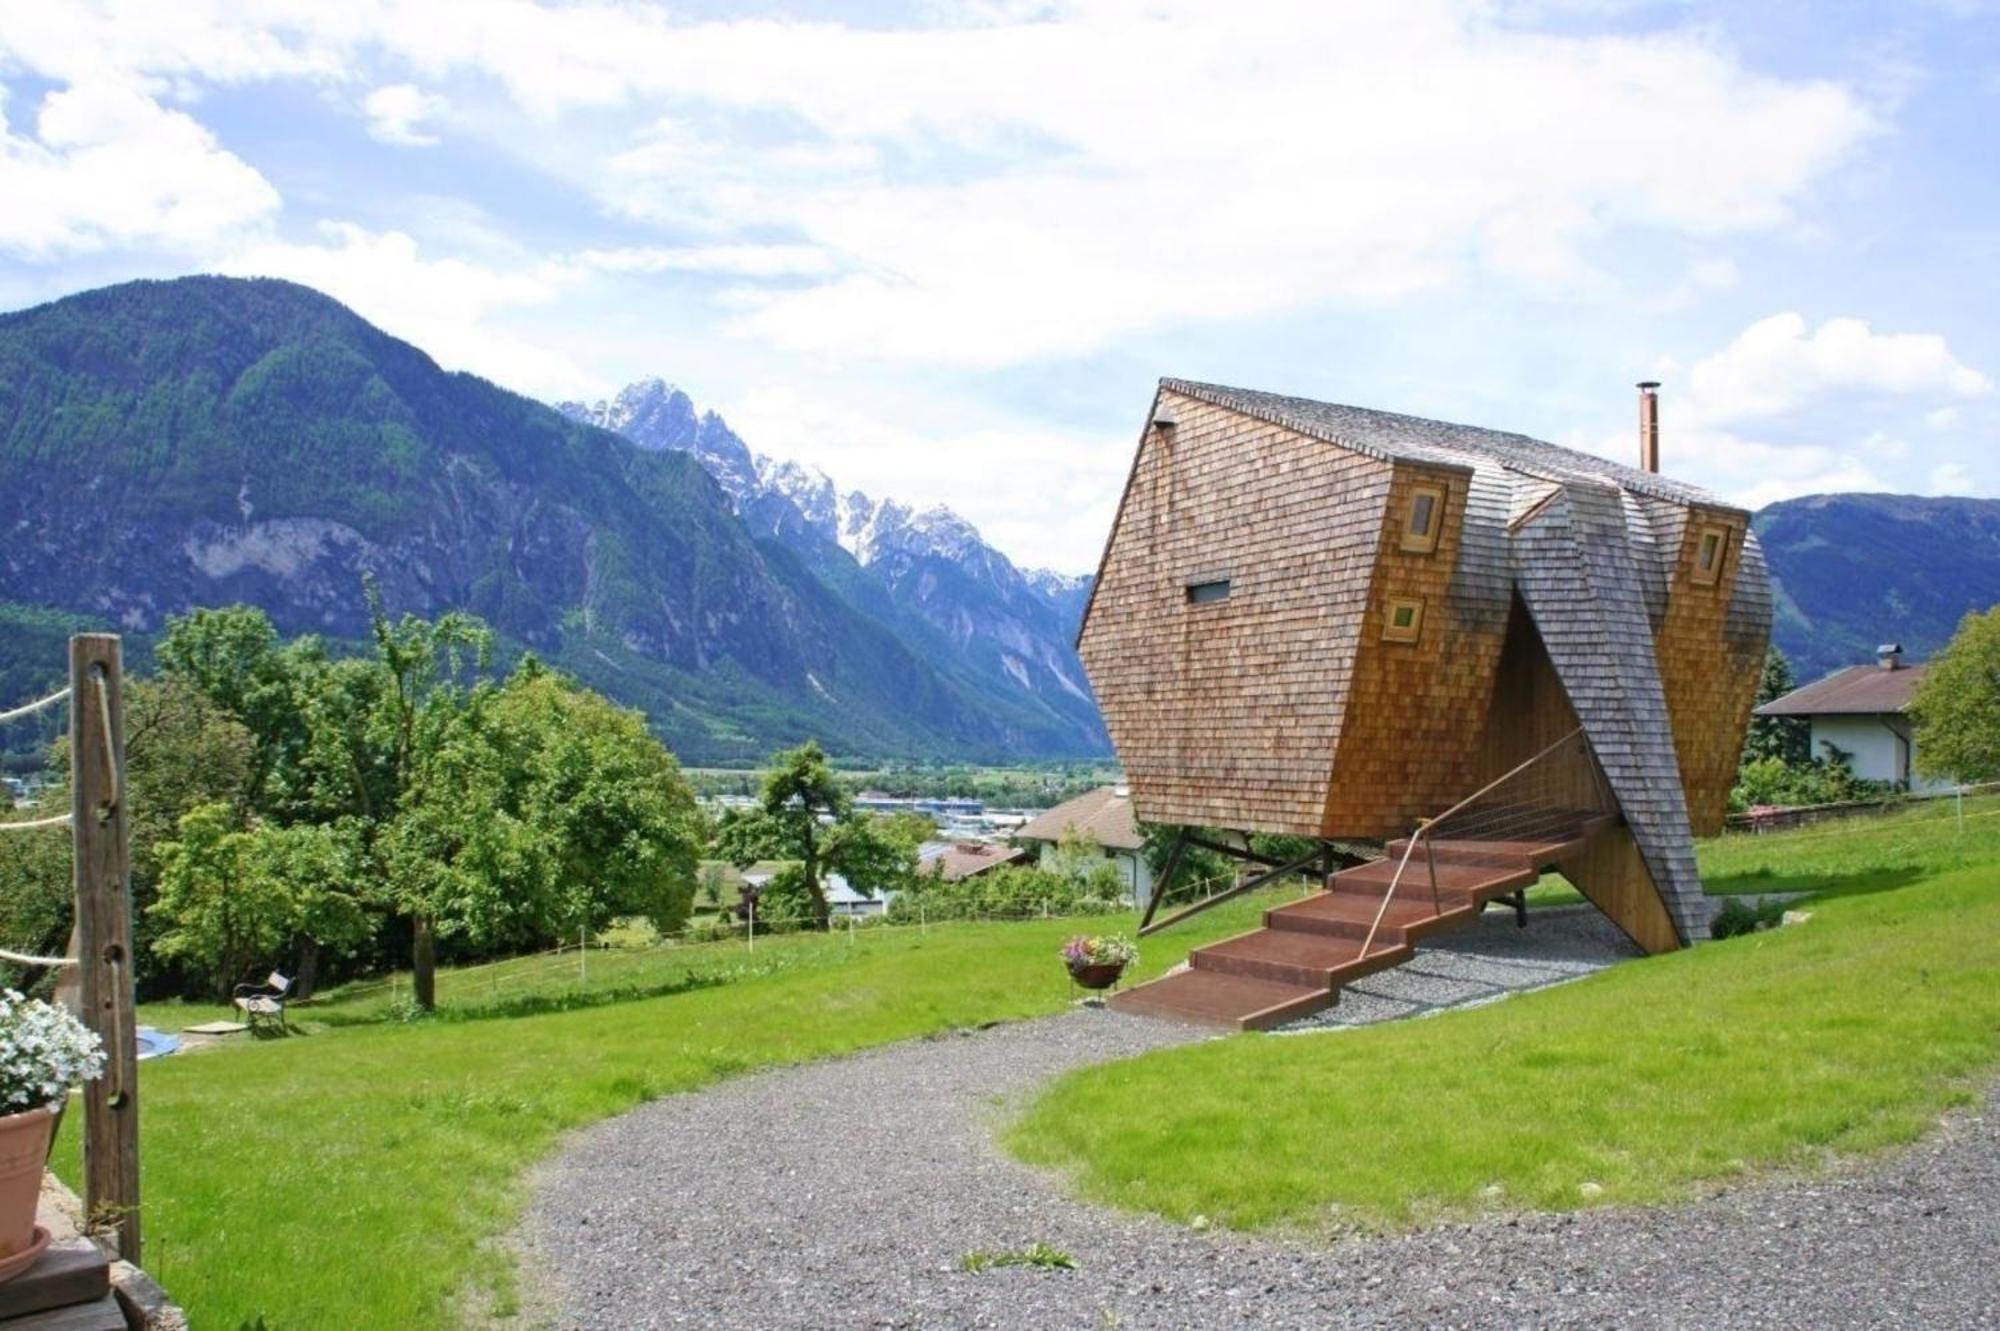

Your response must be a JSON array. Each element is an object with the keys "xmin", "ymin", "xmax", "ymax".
[
  {"xmin": 1136, "ymin": 827, "xmax": 1190, "ymax": 934},
  {"xmin": 70, "ymin": 635, "xmax": 139, "ymax": 1265},
  {"xmin": 1138, "ymin": 846, "xmax": 1330, "ymax": 939},
  {"xmin": 1183, "ymin": 834, "xmax": 1289, "ymax": 868}
]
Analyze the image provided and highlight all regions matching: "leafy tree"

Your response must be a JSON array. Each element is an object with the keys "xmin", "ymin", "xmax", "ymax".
[
  {"xmin": 711, "ymin": 806, "xmax": 787, "ymax": 869},
  {"xmin": 0, "ymin": 820, "xmax": 73, "ymax": 994},
  {"xmin": 483, "ymin": 665, "xmax": 703, "ymax": 939},
  {"xmin": 152, "ymin": 804, "xmax": 295, "ymax": 999},
  {"xmin": 246, "ymin": 821, "xmax": 372, "ymax": 1000},
  {"xmin": 1742, "ymin": 646, "xmax": 1809, "ymax": 767},
  {"xmin": 759, "ymin": 741, "xmax": 849, "ymax": 927},
  {"xmin": 123, "ymin": 679, "xmax": 260, "ymax": 991},
  {"xmin": 822, "ymin": 815, "xmax": 912, "ymax": 900},
  {"xmin": 722, "ymin": 742, "xmax": 843, "ymax": 928},
  {"xmin": 155, "ymin": 607, "xmax": 325, "ymax": 820},
  {"xmin": 1045, "ymin": 825, "xmax": 1105, "ymax": 882},
  {"xmin": 1911, "ymin": 605, "xmax": 2000, "ymax": 784},
  {"xmin": 307, "ymin": 599, "xmax": 493, "ymax": 1008},
  {"xmin": 715, "ymin": 744, "xmax": 924, "ymax": 927}
]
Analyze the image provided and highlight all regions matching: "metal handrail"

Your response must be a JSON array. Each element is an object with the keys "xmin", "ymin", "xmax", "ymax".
[{"xmin": 1354, "ymin": 727, "xmax": 1590, "ymax": 961}]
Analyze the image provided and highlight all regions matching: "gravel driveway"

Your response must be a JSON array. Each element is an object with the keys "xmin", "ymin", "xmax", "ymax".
[{"xmin": 520, "ymin": 907, "xmax": 1997, "ymax": 1329}]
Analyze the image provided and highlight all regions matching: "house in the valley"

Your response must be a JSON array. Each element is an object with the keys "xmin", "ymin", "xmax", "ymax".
[
  {"xmin": 738, "ymin": 868, "xmax": 887, "ymax": 920},
  {"xmin": 1013, "ymin": 785, "xmax": 1155, "ymax": 906},
  {"xmin": 1077, "ymin": 379, "xmax": 1770, "ymax": 1028},
  {"xmin": 1753, "ymin": 645, "xmax": 1943, "ymax": 790},
  {"xmin": 918, "ymin": 840, "xmax": 1029, "ymax": 882}
]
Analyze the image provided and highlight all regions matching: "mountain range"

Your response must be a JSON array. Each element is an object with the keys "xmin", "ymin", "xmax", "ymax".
[
  {"xmin": 0, "ymin": 274, "xmax": 1992, "ymax": 767},
  {"xmin": 555, "ymin": 379, "xmax": 1098, "ymax": 737},
  {"xmin": 0, "ymin": 276, "xmax": 1104, "ymax": 764},
  {"xmin": 1754, "ymin": 493, "xmax": 2000, "ymax": 682}
]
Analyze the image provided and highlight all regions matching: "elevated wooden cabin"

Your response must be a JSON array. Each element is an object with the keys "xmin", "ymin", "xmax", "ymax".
[{"xmin": 1079, "ymin": 380, "xmax": 1771, "ymax": 1027}]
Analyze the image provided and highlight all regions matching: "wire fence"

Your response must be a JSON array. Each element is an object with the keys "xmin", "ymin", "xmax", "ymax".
[
  {"xmin": 1723, "ymin": 780, "xmax": 2000, "ymax": 834},
  {"xmin": 295, "ymin": 888, "xmax": 1266, "ymax": 1016},
  {"xmin": 0, "ymin": 685, "xmax": 78, "ymax": 969}
]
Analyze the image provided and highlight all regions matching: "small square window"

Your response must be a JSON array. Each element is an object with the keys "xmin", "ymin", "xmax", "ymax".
[
  {"xmin": 1691, "ymin": 523, "xmax": 1730, "ymax": 586},
  {"xmin": 1186, "ymin": 577, "xmax": 1231, "ymax": 605},
  {"xmin": 1382, "ymin": 596, "xmax": 1425, "ymax": 643},
  {"xmin": 1400, "ymin": 484, "xmax": 1446, "ymax": 554}
]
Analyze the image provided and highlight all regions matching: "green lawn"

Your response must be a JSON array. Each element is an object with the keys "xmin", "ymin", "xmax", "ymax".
[
  {"xmin": 58, "ymin": 894, "xmax": 1292, "ymax": 1330},
  {"xmin": 1005, "ymin": 806, "xmax": 2000, "ymax": 1233}
]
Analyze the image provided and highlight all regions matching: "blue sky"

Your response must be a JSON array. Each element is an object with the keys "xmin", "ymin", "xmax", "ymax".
[{"xmin": 2, "ymin": 1, "xmax": 1995, "ymax": 572}]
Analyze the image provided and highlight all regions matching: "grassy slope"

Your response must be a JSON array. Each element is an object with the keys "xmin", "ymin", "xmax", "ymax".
[
  {"xmin": 1006, "ymin": 802, "xmax": 2000, "ymax": 1232},
  {"xmin": 56, "ymin": 895, "xmax": 1292, "ymax": 1330}
]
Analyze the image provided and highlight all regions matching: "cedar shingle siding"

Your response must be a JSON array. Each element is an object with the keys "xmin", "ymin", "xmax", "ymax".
[{"xmin": 1079, "ymin": 380, "xmax": 1772, "ymax": 946}]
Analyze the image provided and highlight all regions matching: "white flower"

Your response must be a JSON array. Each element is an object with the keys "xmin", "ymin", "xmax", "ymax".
[{"xmin": 0, "ymin": 990, "xmax": 104, "ymax": 1111}]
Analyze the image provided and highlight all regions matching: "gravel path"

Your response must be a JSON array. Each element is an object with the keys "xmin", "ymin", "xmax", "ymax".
[{"xmin": 521, "ymin": 905, "xmax": 1995, "ymax": 1330}]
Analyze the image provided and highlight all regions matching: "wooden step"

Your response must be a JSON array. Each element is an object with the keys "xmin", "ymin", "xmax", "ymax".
[
  {"xmin": 1194, "ymin": 927, "xmax": 1373, "ymax": 986},
  {"xmin": 1331, "ymin": 857, "xmax": 1522, "ymax": 900},
  {"xmin": 1106, "ymin": 815, "xmax": 1624, "ymax": 1032},
  {"xmin": 1107, "ymin": 969, "xmax": 1335, "ymax": 1031},
  {"xmin": 1266, "ymin": 890, "xmax": 1472, "ymax": 942}
]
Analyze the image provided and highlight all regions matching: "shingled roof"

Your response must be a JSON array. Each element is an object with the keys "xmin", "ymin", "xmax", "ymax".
[
  {"xmin": 1015, "ymin": 786, "xmax": 1145, "ymax": 852},
  {"xmin": 1161, "ymin": 379, "xmax": 1733, "ymax": 510},
  {"xmin": 1756, "ymin": 662, "xmax": 1928, "ymax": 716}
]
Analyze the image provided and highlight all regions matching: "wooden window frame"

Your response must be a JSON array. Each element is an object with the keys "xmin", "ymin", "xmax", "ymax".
[
  {"xmin": 1382, "ymin": 596, "xmax": 1425, "ymax": 643},
  {"xmin": 1400, "ymin": 483, "xmax": 1447, "ymax": 555},
  {"xmin": 1691, "ymin": 523, "xmax": 1730, "ymax": 587},
  {"xmin": 1185, "ymin": 575, "xmax": 1231, "ymax": 606}
]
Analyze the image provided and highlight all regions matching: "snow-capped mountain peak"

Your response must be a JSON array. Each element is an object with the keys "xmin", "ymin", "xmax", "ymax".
[{"xmin": 557, "ymin": 377, "xmax": 1102, "ymax": 742}]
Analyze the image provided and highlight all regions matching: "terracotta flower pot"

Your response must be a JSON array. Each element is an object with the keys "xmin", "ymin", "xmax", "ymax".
[
  {"xmin": 0, "ymin": 1104, "xmax": 54, "ymax": 1276},
  {"xmin": 1068, "ymin": 961, "xmax": 1126, "ymax": 990}
]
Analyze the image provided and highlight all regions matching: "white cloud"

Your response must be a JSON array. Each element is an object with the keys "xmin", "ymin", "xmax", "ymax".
[
  {"xmin": 362, "ymin": 83, "xmax": 446, "ymax": 147},
  {"xmin": 1587, "ymin": 312, "xmax": 1996, "ymax": 515},
  {"xmin": 217, "ymin": 223, "xmax": 598, "ymax": 398},
  {"xmin": 0, "ymin": 80, "xmax": 279, "ymax": 256},
  {"xmin": 2, "ymin": 1, "xmax": 1879, "ymax": 367},
  {"xmin": 1686, "ymin": 312, "xmax": 1991, "ymax": 423},
  {"xmin": 558, "ymin": 0, "xmax": 1876, "ymax": 366},
  {"xmin": 571, "ymin": 244, "xmax": 836, "ymax": 279},
  {"xmin": 1689, "ymin": 257, "xmax": 1741, "ymax": 290},
  {"xmin": 1927, "ymin": 462, "xmax": 1975, "ymax": 494}
]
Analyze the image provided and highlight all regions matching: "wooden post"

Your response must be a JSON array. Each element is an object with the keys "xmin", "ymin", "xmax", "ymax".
[{"xmin": 70, "ymin": 634, "xmax": 139, "ymax": 1264}]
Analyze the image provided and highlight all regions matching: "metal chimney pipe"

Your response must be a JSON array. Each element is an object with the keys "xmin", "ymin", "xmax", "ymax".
[{"xmin": 1636, "ymin": 381, "xmax": 1661, "ymax": 474}]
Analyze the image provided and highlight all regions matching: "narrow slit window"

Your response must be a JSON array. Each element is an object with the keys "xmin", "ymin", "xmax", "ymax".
[
  {"xmin": 1186, "ymin": 577, "xmax": 1231, "ymax": 606},
  {"xmin": 1401, "ymin": 484, "xmax": 1446, "ymax": 554},
  {"xmin": 1382, "ymin": 596, "xmax": 1425, "ymax": 643},
  {"xmin": 1692, "ymin": 524, "xmax": 1730, "ymax": 586}
]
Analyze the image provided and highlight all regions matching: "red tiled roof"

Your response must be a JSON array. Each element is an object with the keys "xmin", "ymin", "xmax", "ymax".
[
  {"xmin": 1754, "ymin": 662, "xmax": 1928, "ymax": 717},
  {"xmin": 1014, "ymin": 786, "xmax": 1145, "ymax": 852}
]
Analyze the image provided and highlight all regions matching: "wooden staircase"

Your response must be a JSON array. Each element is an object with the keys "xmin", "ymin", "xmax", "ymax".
[{"xmin": 1108, "ymin": 810, "xmax": 1615, "ymax": 1031}]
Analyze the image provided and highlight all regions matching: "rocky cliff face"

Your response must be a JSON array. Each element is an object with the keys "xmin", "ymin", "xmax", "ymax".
[{"xmin": 558, "ymin": 379, "xmax": 1105, "ymax": 750}]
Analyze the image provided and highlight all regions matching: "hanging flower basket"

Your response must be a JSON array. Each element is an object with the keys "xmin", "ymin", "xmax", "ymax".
[
  {"xmin": 1062, "ymin": 934, "xmax": 1138, "ymax": 990},
  {"xmin": 0, "ymin": 991, "xmax": 104, "ymax": 1281}
]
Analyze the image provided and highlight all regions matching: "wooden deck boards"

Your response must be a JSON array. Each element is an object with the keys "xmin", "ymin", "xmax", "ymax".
[{"xmin": 1109, "ymin": 820, "xmax": 1607, "ymax": 1031}]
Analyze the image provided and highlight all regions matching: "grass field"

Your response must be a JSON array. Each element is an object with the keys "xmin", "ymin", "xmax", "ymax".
[
  {"xmin": 57, "ymin": 893, "xmax": 1291, "ymax": 1329},
  {"xmin": 1006, "ymin": 799, "xmax": 2000, "ymax": 1232}
]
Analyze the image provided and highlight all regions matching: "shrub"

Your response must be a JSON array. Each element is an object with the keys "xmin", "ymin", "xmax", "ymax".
[
  {"xmin": 1711, "ymin": 896, "xmax": 1788, "ymax": 940},
  {"xmin": 888, "ymin": 864, "xmax": 1096, "ymax": 923}
]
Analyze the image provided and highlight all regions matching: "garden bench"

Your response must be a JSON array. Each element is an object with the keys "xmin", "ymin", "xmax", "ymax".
[{"xmin": 232, "ymin": 972, "xmax": 292, "ymax": 1032}]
